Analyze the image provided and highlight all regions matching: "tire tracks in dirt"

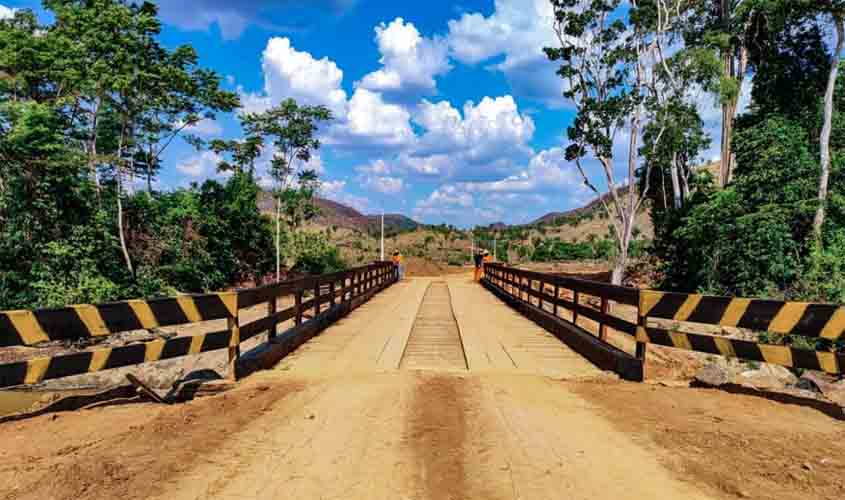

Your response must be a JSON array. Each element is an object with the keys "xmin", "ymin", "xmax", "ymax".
[{"xmin": 406, "ymin": 373, "xmax": 469, "ymax": 500}]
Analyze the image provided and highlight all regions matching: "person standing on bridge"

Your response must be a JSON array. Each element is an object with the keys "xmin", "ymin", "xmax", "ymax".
[
  {"xmin": 482, "ymin": 250, "xmax": 492, "ymax": 280},
  {"xmin": 392, "ymin": 251, "xmax": 404, "ymax": 281},
  {"xmin": 473, "ymin": 250, "xmax": 484, "ymax": 282}
]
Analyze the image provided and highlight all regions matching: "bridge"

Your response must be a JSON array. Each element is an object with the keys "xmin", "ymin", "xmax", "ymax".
[{"xmin": 1, "ymin": 263, "xmax": 844, "ymax": 499}]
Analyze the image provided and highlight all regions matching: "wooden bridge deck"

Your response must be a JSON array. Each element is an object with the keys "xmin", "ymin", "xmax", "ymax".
[
  {"xmin": 140, "ymin": 276, "xmax": 713, "ymax": 500},
  {"xmin": 270, "ymin": 276, "xmax": 600, "ymax": 379}
]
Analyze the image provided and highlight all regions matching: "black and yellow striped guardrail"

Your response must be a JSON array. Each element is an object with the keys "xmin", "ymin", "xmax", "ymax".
[
  {"xmin": 483, "ymin": 264, "xmax": 845, "ymax": 377},
  {"xmin": 1, "ymin": 327, "xmax": 239, "ymax": 387},
  {"xmin": 0, "ymin": 293, "xmax": 238, "ymax": 347},
  {"xmin": 0, "ymin": 262, "xmax": 398, "ymax": 388},
  {"xmin": 638, "ymin": 290, "xmax": 845, "ymax": 374}
]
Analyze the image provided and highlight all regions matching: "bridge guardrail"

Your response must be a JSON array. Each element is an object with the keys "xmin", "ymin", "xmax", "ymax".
[
  {"xmin": 638, "ymin": 290, "xmax": 845, "ymax": 375},
  {"xmin": 483, "ymin": 263, "xmax": 844, "ymax": 378},
  {"xmin": 0, "ymin": 261, "xmax": 397, "ymax": 388},
  {"xmin": 482, "ymin": 263, "xmax": 642, "ymax": 380}
]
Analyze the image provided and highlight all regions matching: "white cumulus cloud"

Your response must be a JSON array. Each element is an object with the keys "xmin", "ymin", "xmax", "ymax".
[
  {"xmin": 414, "ymin": 95, "xmax": 535, "ymax": 168},
  {"xmin": 183, "ymin": 118, "xmax": 223, "ymax": 137},
  {"xmin": 176, "ymin": 151, "xmax": 222, "ymax": 179},
  {"xmin": 242, "ymin": 37, "xmax": 348, "ymax": 116},
  {"xmin": 446, "ymin": 0, "xmax": 565, "ymax": 107},
  {"xmin": 358, "ymin": 17, "xmax": 451, "ymax": 98},
  {"xmin": 326, "ymin": 88, "xmax": 415, "ymax": 148},
  {"xmin": 362, "ymin": 175, "xmax": 405, "ymax": 194}
]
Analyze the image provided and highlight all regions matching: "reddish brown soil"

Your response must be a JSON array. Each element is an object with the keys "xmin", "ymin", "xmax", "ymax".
[
  {"xmin": 572, "ymin": 379, "xmax": 845, "ymax": 500},
  {"xmin": 402, "ymin": 256, "xmax": 466, "ymax": 277},
  {"xmin": 0, "ymin": 380, "xmax": 305, "ymax": 500}
]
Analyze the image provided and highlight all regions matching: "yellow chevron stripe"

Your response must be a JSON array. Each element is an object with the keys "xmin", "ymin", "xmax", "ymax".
[
  {"xmin": 674, "ymin": 295, "xmax": 702, "ymax": 322},
  {"xmin": 189, "ymin": 334, "xmax": 205, "ymax": 355},
  {"xmin": 720, "ymin": 298, "xmax": 751, "ymax": 327},
  {"xmin": 25, "ymin": 357, "xmax": 50, "ymax": 385},
  {"xmin": 820, "ymin": 307, "xmax": 845, "ymax": 340},
  {"xmin": 639, "ymin": 291, "xmax": 665, "ymax": 317},
  {"xmin": 127, "ymin": 300, "xmax": 159, "ymax": 329},
  {"xmin": 5, "ymin": 311, "xmax": 49, "ymax": 345},
  {"xmin": 759, "ymin": 344, "xmax": 793, "ymax": 367},
  {"xmin": 176, "ymin": 296, "xmax": 202, "ymax": 323},
  {"xmin": 768, "ymin": 302, "xmax": 809, "ymax": 334},
  {"xmin": 72, "ymin": 305, "xmax": 110, "ymax": 337},
  {"xmin": 88, "ymin": 348, "xmax": 112, "ymax": 372},
  {"xmin": 218, "ymin": 292, "xmax": 238, "ymax": 319},
  {"xmin": 669, "ymin": 331, "xmax": 693, "ymax": 351},
  {"xmin": 816, "ymin": 351, "xmax": 839, "ymax": 374},
  {"xmin": 145, "ymin": 340, "xmax": 166, "ymax": 363},
  {"xmin": 713, "ymin": 337, "xmax": 737, "ymax": 358}
]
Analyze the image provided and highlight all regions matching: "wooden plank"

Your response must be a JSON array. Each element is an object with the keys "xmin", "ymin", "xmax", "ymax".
[
  {"xmin": 126, "ymin": 374, "xmax": 168, "ymax": 404},
  {"xmin": 575, "ymin": 302, "xmax": 637, "ymax": 336},
  {"xmin": 239, "ymin": 307, "xmax": 297, "ymax": 341},
  {"xmin": 482, "ymin": 279, "xmax": 643, "ymax": 381}
]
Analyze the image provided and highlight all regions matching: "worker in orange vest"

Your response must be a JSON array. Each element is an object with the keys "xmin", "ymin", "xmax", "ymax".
[{"xmin": 392, "ymin": 251, "xmax": 404, "ymax": 281}]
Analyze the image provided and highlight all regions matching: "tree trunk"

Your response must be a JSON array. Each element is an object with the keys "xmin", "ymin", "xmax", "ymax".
[
  {"xmin": 116, "ymin": 131, "xmax": 134, "ymax": 276},
  {"xmin": 89, "ymin": 99, "xmax": 102, "ymax": 202},
  {"xmin": 146, "ymin": 162, "xmax": 154, "ymax": 193},
  {"xmin": 669, "ymin": 152, "xmax": 683, "ymax": 209},
  {"xmin": 719, "ymin": 95, "xmax": 737, "ymax": 186},
  {"xmin": 275, "ymin": 196, "xmax": 281, "ymax": 282},
  {"xmin": 717, "ymin": 5, "xmax": 748, "ymax": 188},
  {"xmin": 813, "ymin": 14, "xmax": 844, "ymax": 244}
]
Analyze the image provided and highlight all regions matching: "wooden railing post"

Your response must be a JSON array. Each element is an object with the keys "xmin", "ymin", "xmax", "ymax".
[
  {"xmin": 330, "ymin": 281, "xmax": 336, "ymax": 307},
  {"xmin": 295, "ymin": 287, "xmax": 303, "ymax": 325},
  {"xmin": 553, "ymin": 284, "xmax": 559, "ymax": 317},
  {"xmin": 573, "ymin": 290, "xmax": 580, "ymax": 325},
  {"xmin": 268, "ymin": 295, "xmax": 277, "ymax": 339},
  {"xmin": 538, "ymin": 280, "xmax": 544, "ymax": 310},
  {"xmin": 227, "ymin": 312, "xmax": 240, "ymax": 381},
  {"xmin": 636, "ymin": 293, "xmax": 647, "ymax": 371},
  {"xmin": 599, "ymin": 297, "xmax": 609, "ymax": 340},
  {"xmin": 314, "ymin": 281, "xmax": 321, "ymax": 317}
]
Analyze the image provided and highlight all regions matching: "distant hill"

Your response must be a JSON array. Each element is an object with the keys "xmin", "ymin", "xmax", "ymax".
[
  {"xmin": 258, "ymin": 192, "xmax": 420, "ymax": 235},
  {"xmin": 529, "ymin": 187, "xmax": 628, "ymax": 227}
]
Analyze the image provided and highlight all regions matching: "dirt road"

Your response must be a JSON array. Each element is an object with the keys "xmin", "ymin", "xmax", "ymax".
[{"xmin": 1, "ymin": 276, "xmax": 843, "ymax": 500}]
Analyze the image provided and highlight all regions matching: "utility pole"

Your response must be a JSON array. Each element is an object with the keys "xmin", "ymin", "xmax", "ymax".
[{"xmin": 380, "ymin": 209, "xmax": 385, "ymax": 261}]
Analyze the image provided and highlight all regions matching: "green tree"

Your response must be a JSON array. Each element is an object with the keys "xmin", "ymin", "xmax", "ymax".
[
  {"xmin": 239, "ymin": 99, "xmax": 332, "ymax": 280},
  {"xmin": 545, "ymin": 0, "xmax": 672, "ymax": 284}
]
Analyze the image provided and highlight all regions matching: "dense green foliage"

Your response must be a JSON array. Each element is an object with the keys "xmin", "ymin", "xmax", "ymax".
[
  {"xmin": 0, "ymin": 1, "xmax": 343, "ymax": 310},
  {"xmin": 651, "ymin": 5, "xmax": 845, "ymax": 301}
]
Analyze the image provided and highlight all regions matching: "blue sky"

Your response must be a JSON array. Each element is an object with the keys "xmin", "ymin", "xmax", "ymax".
[{"xmin": 3, "ymin": 0, "xmax": 726, "ymax": 227}]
